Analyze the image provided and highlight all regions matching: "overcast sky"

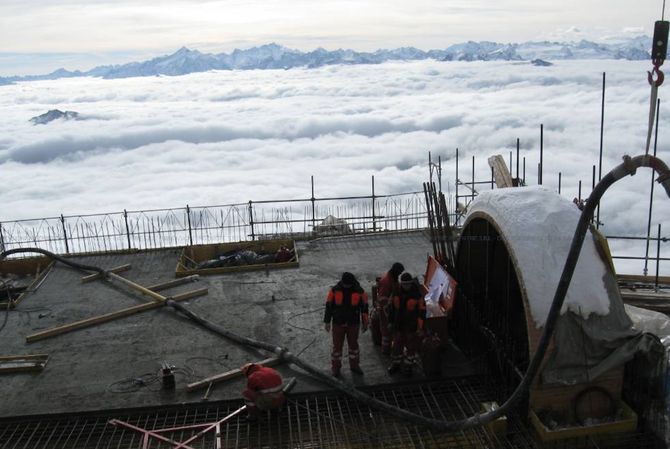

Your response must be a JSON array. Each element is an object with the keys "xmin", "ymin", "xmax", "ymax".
[{"xmin": 0, "ymin": 0, "xmax": 663, "ymax": 75}]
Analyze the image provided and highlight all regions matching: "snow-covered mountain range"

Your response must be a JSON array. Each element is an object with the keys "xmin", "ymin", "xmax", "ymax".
[{"xmin": 1, "ymin": 37, "xmax": 651, "ymax": 83}]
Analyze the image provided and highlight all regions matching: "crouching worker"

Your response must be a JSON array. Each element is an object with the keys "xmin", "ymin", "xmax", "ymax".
[
  {"xmin": 388, "ymin": 272, "xmax": 426, "ymax": 377},
  {"xmin": 242, "ymin": 363, "xmax": 285, "ymax": 421},
  {"xmin": 324, "ymin": 272, "xmax": 369, "ymax": 377}
]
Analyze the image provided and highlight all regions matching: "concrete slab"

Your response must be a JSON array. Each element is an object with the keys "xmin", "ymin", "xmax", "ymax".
[{"xmin": 0, "ymin": 231, "xmax": 478, "ymax": 417}]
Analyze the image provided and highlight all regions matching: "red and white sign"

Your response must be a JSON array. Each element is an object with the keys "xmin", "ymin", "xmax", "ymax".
[{"xmin": 423, "ymin": 256, "xmax": 457, "ymax": 318}]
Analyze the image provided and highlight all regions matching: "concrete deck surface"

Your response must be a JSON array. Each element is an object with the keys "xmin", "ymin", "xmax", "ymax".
[{"xmin": 0, "ymin": 231, "xmax": 477, "ymax": 417}]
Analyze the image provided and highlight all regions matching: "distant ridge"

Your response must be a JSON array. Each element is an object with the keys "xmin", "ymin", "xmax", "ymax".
[
  {"xmin": 30, "ymin": 109, "xmax": 81, "ymax": 125},
  {"xmin": 1, "ymin": 37, "xmax": 651, "ymax": 83}
]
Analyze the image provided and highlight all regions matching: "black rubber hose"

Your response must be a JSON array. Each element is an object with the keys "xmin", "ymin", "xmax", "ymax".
[
  {"xmin": 3, "ymin": 154, "xmax": 669, "ymax": 432},
  {"xmin": 1, "ymin": 248, "xmax": 105, "ymax": 274}
]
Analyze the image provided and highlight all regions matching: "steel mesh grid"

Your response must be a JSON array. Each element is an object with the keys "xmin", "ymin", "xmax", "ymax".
[{"xmin": 0, "ymin": 377, "xmax": 660, "ymax": 449}]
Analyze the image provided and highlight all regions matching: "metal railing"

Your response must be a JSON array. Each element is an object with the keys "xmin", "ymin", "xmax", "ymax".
[
  {"xmin": 0, "ymin": 190, "xmax": 429, "ymax": 256},
  {"xmin": 0, "ymin": 163, "xmax": 666, "ymax": 280}
]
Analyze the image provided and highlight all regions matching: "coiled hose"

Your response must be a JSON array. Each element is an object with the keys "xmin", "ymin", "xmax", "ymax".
[{"xmin": 2, "ymin": 154, "xmax": 669, "ymax": 432}]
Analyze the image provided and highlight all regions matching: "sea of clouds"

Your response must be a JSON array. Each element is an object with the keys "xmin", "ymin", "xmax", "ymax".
[{"xmin": 0, "ymin": 59, "xmax": 668, "ymax": 273}]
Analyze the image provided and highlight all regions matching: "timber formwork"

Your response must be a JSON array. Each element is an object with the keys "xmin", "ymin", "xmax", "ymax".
[{"xmin": 0, "ymin": 377, "xmax": 659, "ymax": 449}]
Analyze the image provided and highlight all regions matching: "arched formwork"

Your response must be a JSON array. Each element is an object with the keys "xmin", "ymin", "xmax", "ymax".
[
  {"xmin": 453, "ymin": 187, "xmax": 635, "ymax": 420},
  {"xmin": 453, "ymin": 213, "xmax": 531, "ymax": 415}
]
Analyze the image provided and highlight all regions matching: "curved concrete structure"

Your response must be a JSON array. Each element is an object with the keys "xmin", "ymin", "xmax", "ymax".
[{"xmin": 454, "ymin": 187, "xmax": 634, "ymax": 417}]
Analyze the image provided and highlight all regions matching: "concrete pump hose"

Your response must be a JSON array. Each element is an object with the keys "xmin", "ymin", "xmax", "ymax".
[{"xmin": 3, "ymin": 154, "xmax": 669, "ymax": 432}]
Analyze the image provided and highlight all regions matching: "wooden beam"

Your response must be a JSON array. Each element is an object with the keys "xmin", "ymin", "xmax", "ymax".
[
  {"xmin": 617, "ymin": 274, "xmax": 670, "ymax": 285},
  {"xmin": 81, "ymin": 264, "xmax": 131, "ymax": 283},
  {"xmin": 0, "ymin": 354, "xmax": 49, "ymax": 374},
  {"xmin": 107, "ymin": 272, "xmax": 167, "ymax": 303},
  {"xmin": 186, "ymin": 357, "xmax": 281, "ymax": 392},
  {"xmin": 26, "ymin": 287, "xmax": 208, "ymax": 343},
  {"xmin": 487, "ymin": 155, "xmax": 514, "ymax": 188},
  {"xmin": 146, "ymin": 275, "xmax": 200, "ymax": 292}
]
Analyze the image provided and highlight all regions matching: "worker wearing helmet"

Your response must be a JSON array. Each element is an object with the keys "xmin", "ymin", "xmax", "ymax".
[
  {"xmin": 324, "ymin": 272, "xmax": 369, "ymax": 377},
  {"xmin": 241, "ymin": 363, "xmax": 285, "ymax": 421},
  {"xmin": 376, "ymin": 262, "xmax": 405, "ymax": 355},
  {"xmin": 387, "ymin": 272, "xmax": 426, "ymax": 377}
]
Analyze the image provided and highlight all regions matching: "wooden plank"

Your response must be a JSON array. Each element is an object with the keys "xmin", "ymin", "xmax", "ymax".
[
  {"xmin": 176, "ymin": 261, "xmax": 299, "ymax": 278},
  {"xmin": 617, "ymin": 274, "xmax": 670, "ymax": 285},
  {"xmin": 186, "ymin": 357, "xmax": 281, "ymax": 392},
  {"xmin": 0, "ymin": 354, "xmax": 49, "ymax": 374},
  {"xmin": 81, "ymin": 264, "xmax": 132, "ymax": 283},
  {"xmin": 107, "ymin": 272, "xmax": 167, "ymax": 303},
  {"xmin": 26, "ymin": 287, "xmax": 208, "ymax": 343},
  {"xmin": 487, "ymin": 155, "xmax": 514, "ymax": 188},
  {"xmin": 0, "ymin": 256, "xmax": 51, "ymax": 276},
  {"xmin": 622, "ymin": 290, "xmax": 670, "ymax": 313},
  {"xmin": 620, "ymin": 290, "xmax": 670, "ymax": 301},
  {"xmin": 146, "ymin": 275, "xmax": 200, "ymax": 292},
  {"xmin": 0, "ymin": 354, "xmax": 49, "ymax": 361}
]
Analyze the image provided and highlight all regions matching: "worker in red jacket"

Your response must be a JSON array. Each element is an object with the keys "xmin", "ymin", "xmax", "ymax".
[
  {"xmin": 376, "ymin": 262, "xmax": 404, "ymax": 355},
  {"xmin": 241, "ymin": 363, "xmax": 285, "ymax": 421},
  {"xmin": 387, "ymin": 272, "xmax": 426, "ymax": 377},
  {"xmin": 324, "ymin": 272, "xmax": 369, "ymax": 377}
]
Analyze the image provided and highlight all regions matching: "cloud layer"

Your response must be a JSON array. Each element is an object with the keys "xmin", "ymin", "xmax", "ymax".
[{"xmin": 0, "ymin": 59, "xmax": 667, "ymax": 274}]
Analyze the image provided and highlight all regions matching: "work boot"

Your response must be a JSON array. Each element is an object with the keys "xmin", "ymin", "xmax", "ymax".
[
  {"xmin": 350, "ymin": 366, "xmax": 364, "ymax": 375},
  {"xmin": 387, "ymin": 363, "xmax": 401, "ymax": 375}
]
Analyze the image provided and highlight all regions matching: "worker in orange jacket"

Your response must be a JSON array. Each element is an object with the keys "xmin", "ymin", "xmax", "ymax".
[
  {"xmin": 387, "ymin": 272, "xmax": 426, "ymax": 377},
  {"xmin": 242, "ymin": 363, "xmax": 285, "ymax": 421},
  {"xmin": 376, "ymin": 262, "xmax": 404, "ymax": 355},
  {"xmin": 324, "ymin": 272, "xmax": 369, "ymax": 377}
]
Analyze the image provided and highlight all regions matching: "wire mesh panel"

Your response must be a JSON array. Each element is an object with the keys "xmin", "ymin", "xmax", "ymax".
[{"xmin": 0, "ymin": 378, "xmax": 659, "ymax": 449}]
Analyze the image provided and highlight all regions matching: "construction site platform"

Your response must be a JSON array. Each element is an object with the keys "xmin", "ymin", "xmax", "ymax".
[{"xmin": 0, "ymin": 231, "xmax": 480, "ymax": 418}]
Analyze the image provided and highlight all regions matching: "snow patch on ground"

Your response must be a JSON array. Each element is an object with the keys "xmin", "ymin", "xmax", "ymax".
[{"xmin": 467, "ymin": 186, "xmax": 611, "ymax": 327}]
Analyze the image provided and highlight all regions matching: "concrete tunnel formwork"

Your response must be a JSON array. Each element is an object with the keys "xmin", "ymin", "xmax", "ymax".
[{"xmin": 453, "ymin": 187, "xmax": 629, "ymax": 419}]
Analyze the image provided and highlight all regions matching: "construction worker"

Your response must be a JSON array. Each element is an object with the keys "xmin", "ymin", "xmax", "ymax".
[
  {"xmin": 376, "ymin": 262, "xmax": 405, "ymax": 355},
  {"xmin": 387, "ymin": 272, "xmax": 426, "ymax": 377},
  {"xmin": 241, "ymin": 362, "xmax": 285, "ymax": 421},
  {"xmin": 324, "ymin": 272, "xmax": 369, "ymax": 377}
]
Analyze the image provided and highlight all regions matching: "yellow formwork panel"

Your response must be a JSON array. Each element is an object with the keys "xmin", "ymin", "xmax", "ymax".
[
  {"xmin": 529, "ymin": 401, "xmax": 637, "ymax": 444},
  {"xmin": 0, "ymin": 256, "xmax": 53, "ymax": 308}
]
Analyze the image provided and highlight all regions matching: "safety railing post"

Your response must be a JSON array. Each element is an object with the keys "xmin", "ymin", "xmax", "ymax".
[
  {"xmin": 311, "ymin": 176, "xmax": 316, "ymax": 233},
  {"xmin": 371, "ymin": 175, "xmax": 376, "ymax": 232},
  {"xmin": 656, "ymin": 224, "xmax": 662, "ymax": 291},
  {"xmin": 455, "ymin": 147, "xmax": 459, "ymax": 226},
  {"xmin": 248, "ymin": 201, "xmax": 255, "ymax": 241},
  {"xmin": 186, "ymin": 205, "xmax": 194, "ymax": 246},
  {"xmin": 60, "ymin": 214, "xmax": 69, "ymax": 254},
  {"xmin": 123, "ymin": 209, "xmax": 132, "ymax": 250}
]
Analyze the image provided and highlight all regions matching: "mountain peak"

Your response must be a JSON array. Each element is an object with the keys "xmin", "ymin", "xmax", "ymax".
[
  {"xmin": 173, "ymin": 46, "xmax": 198, "ymax": 55},
  {"xmin": 1, "ymin": 36, "xmax": 652, "ymax": 83},
  {"xmin": 30, "ymin": 109, "xmax": 81, "ymax": 125}
]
